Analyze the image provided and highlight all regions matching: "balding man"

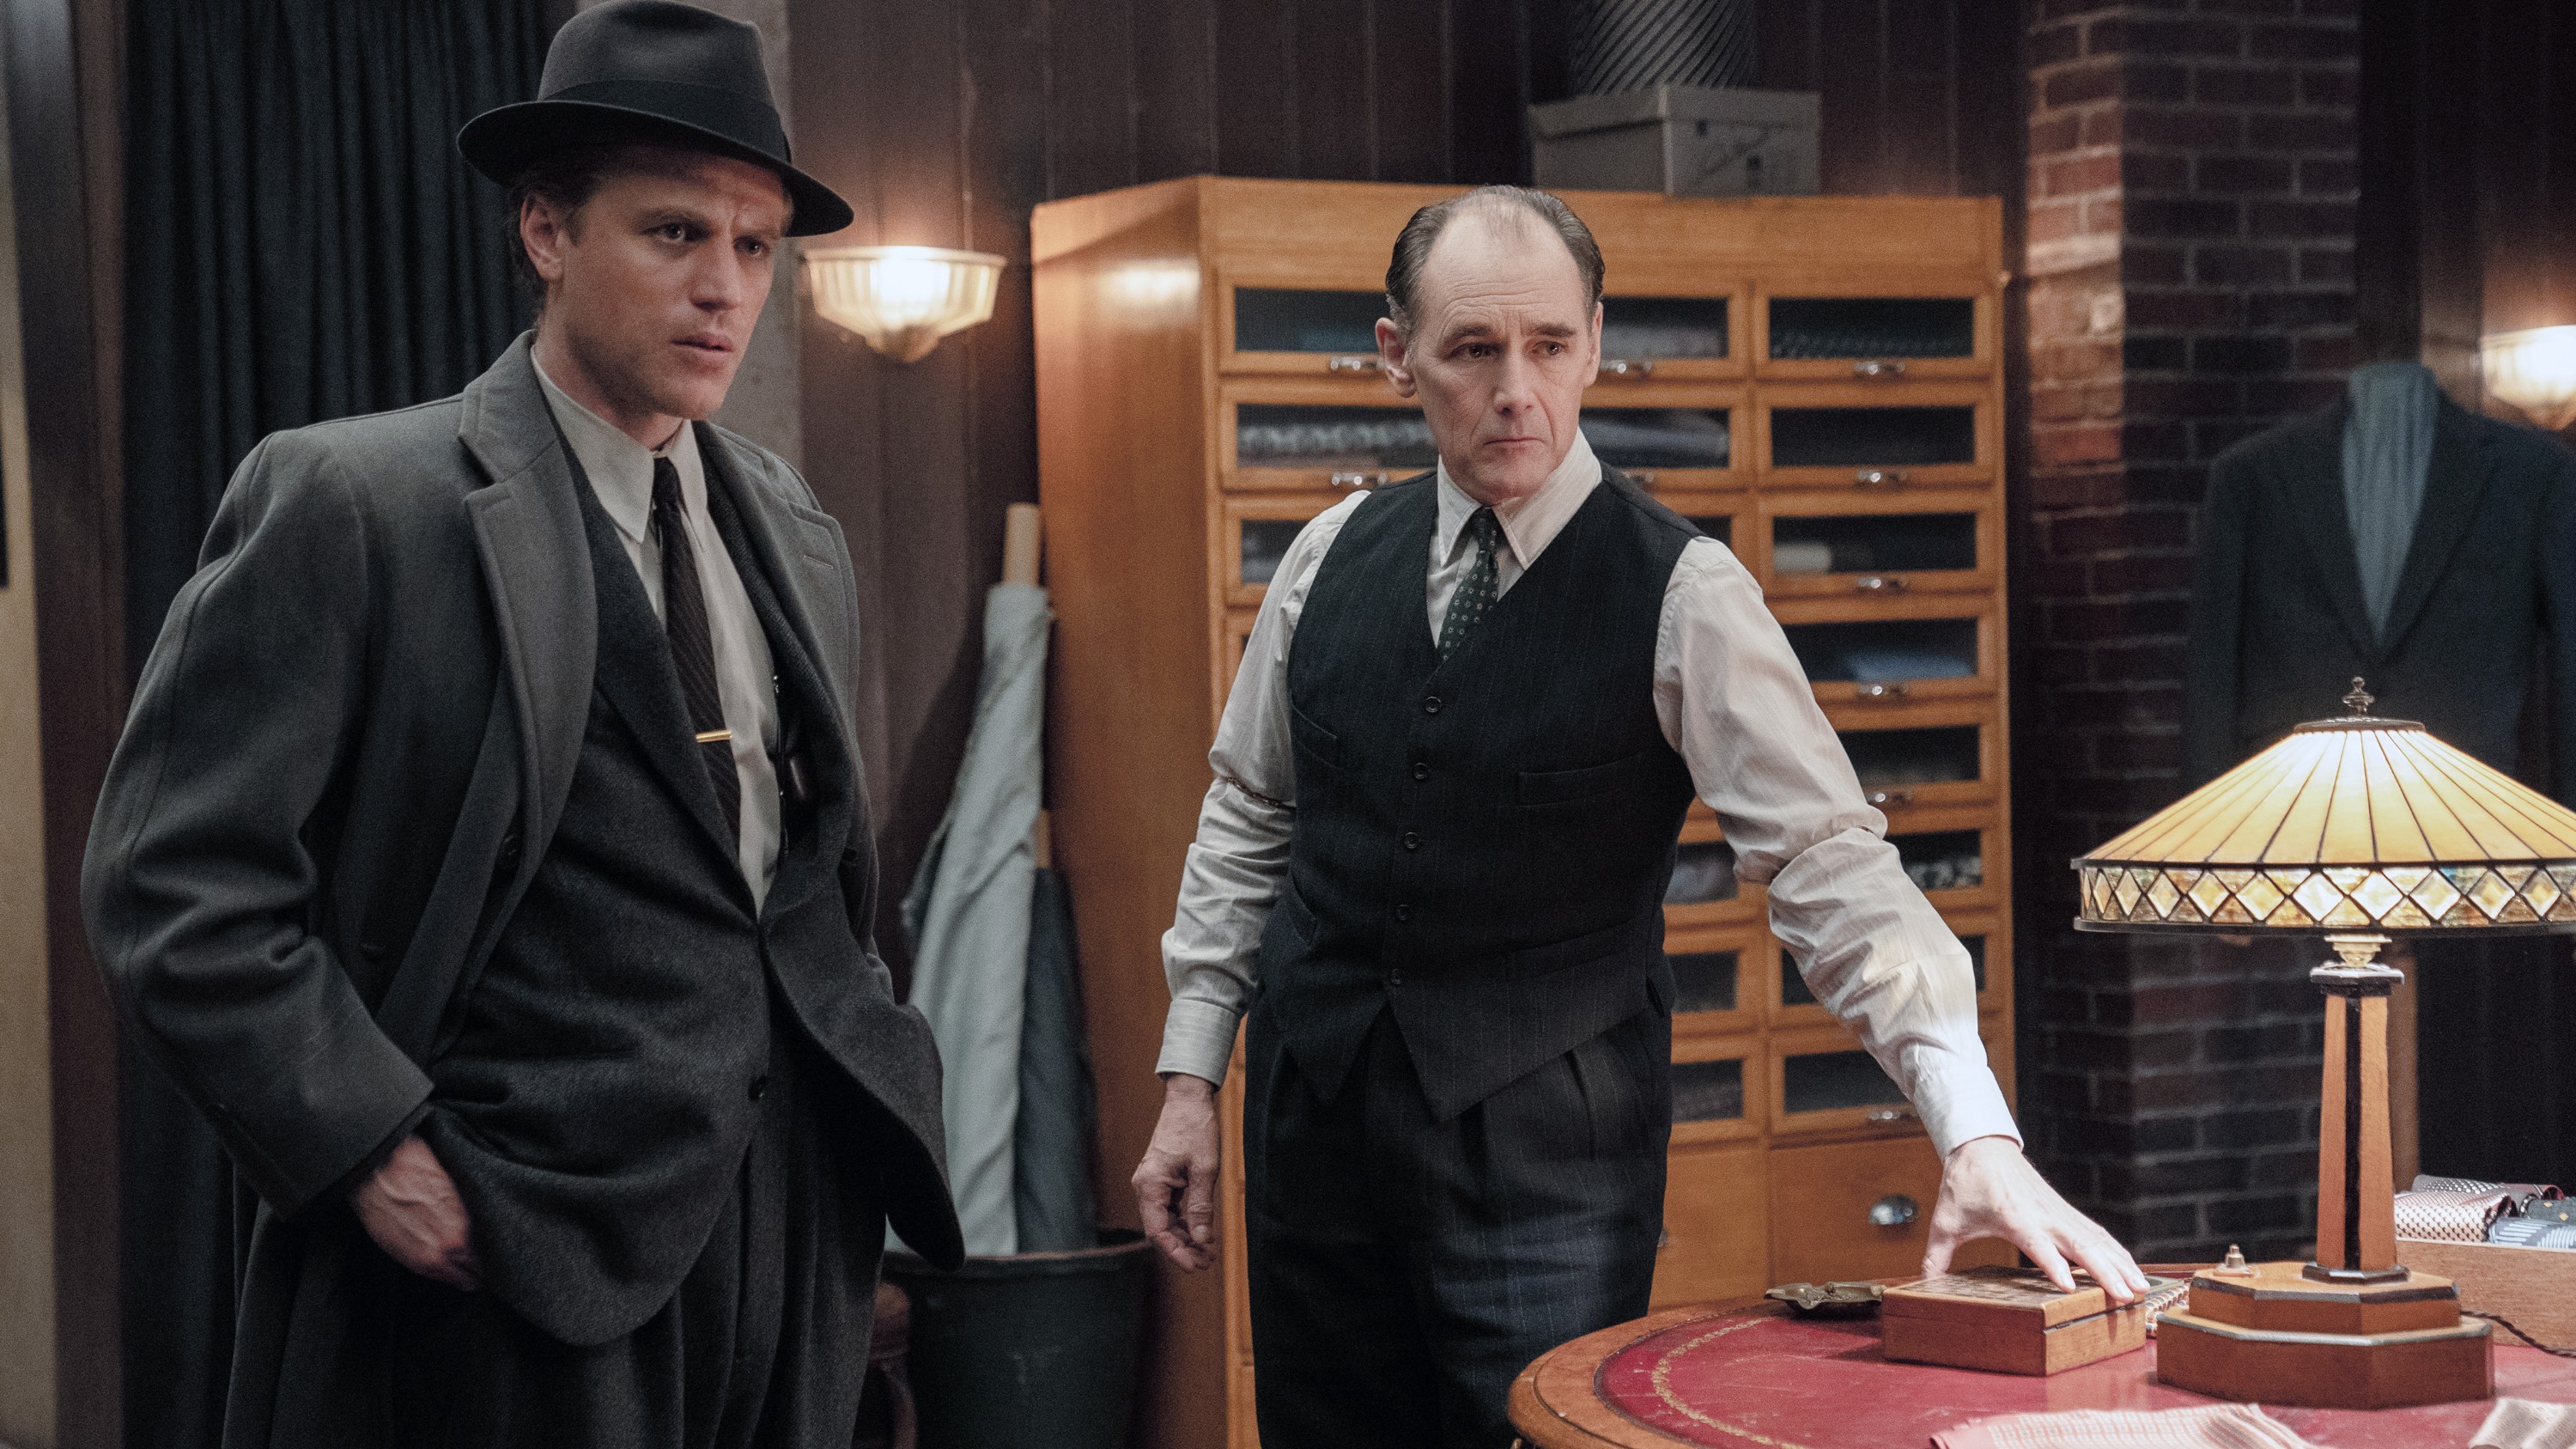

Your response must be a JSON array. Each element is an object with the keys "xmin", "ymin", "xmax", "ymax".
[{"xmin": 1128, "ymin": 186, "xmax": 2142, "ymax": 1448}]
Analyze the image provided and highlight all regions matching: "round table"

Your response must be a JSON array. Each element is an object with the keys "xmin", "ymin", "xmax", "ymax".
[{"xmin": 1510, "ymin": 1300, "xmax": 2576, "ymax": 1448}]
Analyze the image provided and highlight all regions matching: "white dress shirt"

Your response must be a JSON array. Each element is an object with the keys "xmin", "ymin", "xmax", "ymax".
[
  {"xmin": 1157, "ymin": 431, "xmax": 2019, "ymax": 1158},
  {"xmin": 536, "ymin": 362, "xmax": 783, "ymax": 906}
]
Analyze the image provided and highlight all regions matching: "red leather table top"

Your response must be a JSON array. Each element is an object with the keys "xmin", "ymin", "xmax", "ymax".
[{"xmin": 1512, "ymin": 1306, "xmax": 2576, "ymax": 1448}]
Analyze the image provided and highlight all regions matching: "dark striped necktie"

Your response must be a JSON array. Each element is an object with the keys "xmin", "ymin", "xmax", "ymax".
[
  {"xmin": 1437, "ymin": 507, "xmax": 1501, "ymax": 661},
  {"xmin": 651, "ymin": 456, "xmax": 741, "ymax": 843}
]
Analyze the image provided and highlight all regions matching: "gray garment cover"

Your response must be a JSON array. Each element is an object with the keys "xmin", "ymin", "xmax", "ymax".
[
  {"xmin": 902, "ymin": 581, "xmax": 1052, "ymax": 1256},
  {"xmin": 2342, "ymin": 360, "xmax": 2439, "ymax": 636}
]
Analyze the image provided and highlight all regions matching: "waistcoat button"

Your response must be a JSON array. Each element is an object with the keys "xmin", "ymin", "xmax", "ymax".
[
  {"xmin": 1386, "ymin": 969, "xmax": 1404, "ymax": 988},
  {"xmin": 1402, "ymin": 831, "xmax": 1422, "ymax": 850},
  {"xmin": 1411, "ymin": 762, "xmax": 1431, "ymax": 782},
  {"xmin": 1421, "ymin": 696, "xmax": 1443, "ymax": 715},
  {"xmin": 749, "ymin": 1075, "xmax": 769, "ymax": 1102},
  {"xmin": 1394, "ymin": 903, "xmax": 1413, "ymax": 922}
]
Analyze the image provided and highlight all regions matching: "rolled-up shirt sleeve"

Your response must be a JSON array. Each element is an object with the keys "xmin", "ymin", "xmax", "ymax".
[
  {"xmin": 1155, "ymin": 495, "xmax": 1368, "ymax": 1085},
  {"xmin": 1655, "ymin": 537, "xmax": 2020, "ymax": 1158}
]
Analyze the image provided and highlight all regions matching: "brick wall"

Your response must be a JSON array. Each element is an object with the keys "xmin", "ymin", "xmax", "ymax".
[{"xmin": 2017, "ymin": 0, "xmax": 2357, "ymax": 1261}]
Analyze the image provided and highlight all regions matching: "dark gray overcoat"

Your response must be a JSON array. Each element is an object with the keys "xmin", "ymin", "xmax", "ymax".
[{"xmin": 82, "ymin": 336, "xmax": 963, "ymax": 1444}]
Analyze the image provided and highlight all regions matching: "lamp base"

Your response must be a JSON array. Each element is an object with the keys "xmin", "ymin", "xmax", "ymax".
[{"xmin": 2154, "ymin": 1260, "xmax": 2492, "ymax": 1409}]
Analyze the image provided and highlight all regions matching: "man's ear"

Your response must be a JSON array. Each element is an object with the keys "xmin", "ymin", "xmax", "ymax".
[
  {"xmin": 520, "ymin": 195, "xmax": 572, "ymax": 290},
  {"xmin": 1375, "ymin": 316, "xmax": 1418, "ymax": 399}
]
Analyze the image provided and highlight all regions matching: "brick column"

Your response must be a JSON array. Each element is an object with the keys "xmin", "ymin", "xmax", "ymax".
[{"xmin": 2019, "ymin": 0, "xmax": 2358, "ymax": 1261}]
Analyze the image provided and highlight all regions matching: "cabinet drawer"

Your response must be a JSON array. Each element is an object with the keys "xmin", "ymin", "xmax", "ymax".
[
  {"xmin": 1773, "ymin": 597, "xmax": 2000, "ymax": 706},
  {"xmin": 1657, "ymin": 490, "xmax": 1742, "ymax": 557},
  {"xmin": 1665, "ymin": 922, "xmax": 1767, "ymax": 1038},
  {"xmin": 1753, "ymin": 382, "xmax": 1997, "ymax": 491},
  {"xmin": 1758, "ymin": 489, "xmax": 1999, "ymax": 600},
  {"xmin": 1671, "ymin": 1033, "xmax": 1762, "ymax": 1147},
  {"xmin": 1756, "ymin": 289, "xmax": 1994, "ymax": 382},
  {"xmin": 1219, "ymin": 495, "xmax": 1336, "ymax": 606},
  {"xmin": 1653, "ymin": 1142, "xmax": 1769, "ymax": 1308},
  {"xmin": 1662, "ymin": 837, "xmax": 1761, "ymax": 929},
  {"xmin": 1582, "ymin": 390, "xmax": 1747, "ymax": 493},
  {"xmin": 1769, "ymin": 1137, "xmax": 1954, "ymax": 1283},
  {"xmin": 1824, "ymin": 699, "xmax": 2003, "ymax": 813},
  {"xmin": 1223, "ymin": 382, "xmax": 1431, "ymax": 492}
]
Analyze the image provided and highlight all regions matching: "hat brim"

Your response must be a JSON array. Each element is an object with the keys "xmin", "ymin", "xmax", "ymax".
[{"xmin": 459, "ymin": 99, "xmax": 854, "ymax": 237}]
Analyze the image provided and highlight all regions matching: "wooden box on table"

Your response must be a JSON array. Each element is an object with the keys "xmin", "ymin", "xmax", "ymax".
[{"xmin": 1882, "ymin": 1266, "xmax": 2176, "ymax": 1376}]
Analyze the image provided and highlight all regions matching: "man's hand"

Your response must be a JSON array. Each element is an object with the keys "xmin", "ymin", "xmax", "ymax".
[
  {"xmin": 1133, "ymin": 1074, "xmax": 1221, "ymax": 1271},
  {"xmin": 352, "ymin": 1134, "xmax": 481, "ymax": 1291},
  {"xmin": 1924, "ymin": 1135, "xmax": 2147, "ymax": 1302}
]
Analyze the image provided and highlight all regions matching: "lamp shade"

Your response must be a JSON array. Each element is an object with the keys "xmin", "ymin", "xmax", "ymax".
[
  {"xmin": 2075, "ymin": 694, "xmax": 2576, "ymax": 934},
  {"xmin": 2481, "ymin": 324, "xmax": 2576, "ymax": 432},
  {"xmin": 804, "ymin": 245, "xmax": 1005, "ymax": 363}
]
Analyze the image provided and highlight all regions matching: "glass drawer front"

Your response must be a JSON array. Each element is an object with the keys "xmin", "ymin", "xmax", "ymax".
[
  {"xmin": 1892, "ymin": 829, "xmax": 1983, "ymax": 892},
  {"xmin": 1686, "ymin": 514, "xmax": 1733, "ymax": 549},
  {"xmin": 1783, "ymin": 935, "xmax": 1984, "ymax": 1008},
  {"xmin": 1770, "ymin": 407, "xmax": 1975, "ymax": 470},
  {"xmin": 1839, "ymin": 725, "xmax": 1981, "ymax": 790},
  {"xmin": 1783, "ymin": 1049, "xmax": 1906, "ymax": 1115},
  {"xmin": 1769, "ymin": 297, "xmax": 1974, "ymax": 360},
  {"xmin": 1583, "ymin": 408, "xmax": 1731, "ymax": 471},
  {"xmin": 1236, "ymin": 405, "xmax": 1436, "ymax": 472},
  {"xmin": 1233, "ymin": 288, "xmax": 1382, "ymax": 356},
  {"xmin": 1666, "ymin": 841, "xmax": 1738, "ymax": 904},
  {"xmin": 1771, "ymin": 513, "xmax": 1977, "ymax": 576},
  {"xmin": 1674, "ymin": 1058, "xmax": 1746, "ymax": 1123},
  {"xmin": 1781, "ymin": 619, "xmax": 1978, "ymax": 684},
  {"xmin": 1601, "ymin": 296, "xmax": 1730, "ymax": 361},
  {"xmin": 1239, "ymin": 518, "xmax": 1304, "ymax": 588},
  {"xmin": 1672, "ymin": 950, "xmax": 1739, "ymax": 1014}
]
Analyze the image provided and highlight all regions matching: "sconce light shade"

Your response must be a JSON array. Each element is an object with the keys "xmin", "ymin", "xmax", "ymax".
[
  {"xmin": 805, "ymin": 245, "xmax": 1005, "ymax": 363},
  {"xmin": 2481, "ymin": 324, "xmax": 2576, "ymax": 432}
]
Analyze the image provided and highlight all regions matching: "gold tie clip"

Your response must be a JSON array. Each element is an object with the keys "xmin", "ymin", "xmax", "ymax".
[{"xmin": 695, "ymin": 728, "xmax": 732, "ymax": 745}]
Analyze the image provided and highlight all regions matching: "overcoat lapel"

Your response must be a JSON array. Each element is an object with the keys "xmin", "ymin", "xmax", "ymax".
[
  {"xmin": 459, "ymin": 338, "xmax": 596, "ymax": 910},
  {"xmin": 2281, "ymin": 400, "xmax": 2384, "ymax": 661},
  {"xmin": 696, "ymin": 423, "xmax": 856, "ymax": 740},
  {"xmin": 2376, "ymin": 398, "xmax": 2494, "ymax": 657}
]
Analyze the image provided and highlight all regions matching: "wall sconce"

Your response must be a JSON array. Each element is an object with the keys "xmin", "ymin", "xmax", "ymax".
[
  {"xmin": 2480, "ymin": 325, "xmax": 2576, "ymax": 431},
  {"xmin": 804, "ymin": 245, "xmax": 1006, "ymax": 363}
]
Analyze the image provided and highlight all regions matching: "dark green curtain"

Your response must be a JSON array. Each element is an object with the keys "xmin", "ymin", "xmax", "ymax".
[{"xmin": 120, "ymin": 3, "xmax": 546, "ymax": 1445}]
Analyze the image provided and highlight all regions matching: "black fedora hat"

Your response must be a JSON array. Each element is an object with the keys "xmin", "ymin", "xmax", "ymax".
[{"xmin": 459, "ymin": 0, "xmax": 852, "ymax": 236}]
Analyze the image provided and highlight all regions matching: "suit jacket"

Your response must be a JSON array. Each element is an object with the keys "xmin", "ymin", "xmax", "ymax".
[
  {"xmin": 2182, "ymin": 395, "xmax": 2576, "ymax": 793},
  {"xmin": 82, "ymin": 336, "xmax": 962, "ymax": 1438}
]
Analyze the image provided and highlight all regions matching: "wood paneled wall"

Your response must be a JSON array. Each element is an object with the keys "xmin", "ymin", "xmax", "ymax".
[{"xmin": 2357, "ymin": 0, "xmax": 2576, "ymax": 406}]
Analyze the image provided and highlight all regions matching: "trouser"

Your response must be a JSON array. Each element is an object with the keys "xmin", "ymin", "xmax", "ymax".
[
  {"xmin": 374, "ymin": 1011, "xmax": 884, "ymax": 1449},
  {"xmin": 1243, "ymin": 1005, "xmax": 1671, "ymax": 1449}
]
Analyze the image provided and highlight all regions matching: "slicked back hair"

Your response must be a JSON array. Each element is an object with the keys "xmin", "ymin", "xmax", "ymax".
[{"xmin": 1383, "ymin": 185, "xmax": 1605, "ymax": 338}]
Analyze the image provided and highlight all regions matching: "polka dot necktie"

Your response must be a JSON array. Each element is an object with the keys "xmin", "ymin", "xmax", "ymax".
[{"xmin": 1437, "ymin": 508, "xmax": 1501, "ymax": 661}]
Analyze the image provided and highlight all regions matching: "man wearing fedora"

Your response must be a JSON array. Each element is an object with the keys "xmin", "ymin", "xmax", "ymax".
[{"xmin": 83, "ymin": 4, "xmax": 957, "ymax": 1445}]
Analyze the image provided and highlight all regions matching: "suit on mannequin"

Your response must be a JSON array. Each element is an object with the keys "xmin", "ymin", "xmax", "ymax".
[{"xmin": 2183, "ymin": 360, "xmax": 2576, "ymax": 1185}]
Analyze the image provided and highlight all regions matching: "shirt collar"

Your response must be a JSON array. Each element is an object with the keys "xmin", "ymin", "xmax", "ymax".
[
  {"xmin": 533, "ymin": 356, "xmax": 704, "ymax": 545},
  {"xmin": 1434, "ymin": 429, "xmax": 1603, "ymax": 568}
]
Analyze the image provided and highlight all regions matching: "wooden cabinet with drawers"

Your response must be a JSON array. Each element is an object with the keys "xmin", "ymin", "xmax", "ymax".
[{"xmin": 1033, "ymin": 177, "xmax": 2017, "ymax": 1449}]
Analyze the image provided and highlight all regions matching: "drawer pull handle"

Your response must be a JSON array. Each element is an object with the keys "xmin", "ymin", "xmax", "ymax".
[
  {"xmin": 1855, "ymin": 682, "xmax": 1911, "ymax": 700},
  {"xmin": 1629, "ymin": 470, "xmax": 1658, "ymax": 488},
  {"xmin": 1869, "ymin": 1192, "xmax": 1920, "ymax": 1227},
  {"xmin": 1853, "ymin": 574, "xmax": 1905, "ymax": 594},
  {"xmin": 1864, "ymin": 788, "xmax": 1915, "ymax": 807},
  {"xmin": 1854, "ymin": 359, "xmax": 1909, "ymax": 380},
  {"xmin": 1598, "ymin": 357, "xmax": 1656, "ymax": 379},
  {"xmin": 1856, "ymin": 468, "xmax": 1911, "ymax": 488},
  {"xmin": 1866, "ymin": 1105, "xmax": 1920, "ymax": 1125},
  {"xmin": 1327, "ymin": 354, "xmax": 1382, "ymax": 374},
  {"xmin": 1328, "ymin": 472, "xmax": 1388, "ymax": 491}
]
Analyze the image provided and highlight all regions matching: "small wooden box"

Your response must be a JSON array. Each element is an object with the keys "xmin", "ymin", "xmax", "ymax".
[
  {"xmin": 1881, "ymin": 1266, "xmax": 2172, "ymax": 1375},
  {"xmin": 2398, "ymin": 1237, "xmax": 2576, "ymax": 1353}
]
